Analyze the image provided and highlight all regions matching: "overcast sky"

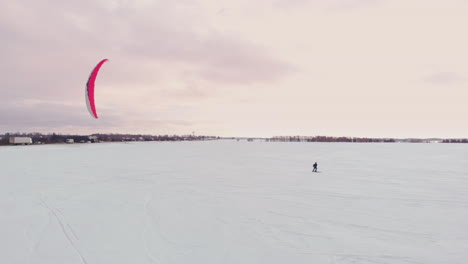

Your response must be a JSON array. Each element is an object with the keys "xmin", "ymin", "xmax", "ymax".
[{"xmin": 1, "ymin": 0, "xmax": 467, "ymax": 137}]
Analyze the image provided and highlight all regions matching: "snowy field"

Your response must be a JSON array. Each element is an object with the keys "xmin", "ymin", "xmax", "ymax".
[{"xmin": 1, "ymin": 141, "xmax": 467, "ymax": 264}]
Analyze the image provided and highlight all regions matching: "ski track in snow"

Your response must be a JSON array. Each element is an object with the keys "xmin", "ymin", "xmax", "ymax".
[
  {"xmin": 24, "ymin": 209, "xmax": 53, "ymax": 256},
  {"xmin": 143, "ymin": 189, "xmax": 162, "ymax": 264},
  {"xmin": 39, "ymin": 197, "xmax": 88, "ymax": 264},
  {"xmin": 55, "ymin": 207, "xmax": 80, "ymax": 241},
  {"xmin": 328, "ymin": 254, "xmax": 424, "ymax": 264}
]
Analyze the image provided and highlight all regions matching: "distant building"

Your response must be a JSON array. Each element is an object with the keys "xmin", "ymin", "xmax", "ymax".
[
  {"xmin": 88, "ymin": 136, "xmax": 98, "ymax": 143},
  {"xmin": 66, "ymin": 139, "xmax": 74, "ymax": 144},
  {"xmin": 9, "ymin": 137, "xmax": 33, "ymax": 145}
]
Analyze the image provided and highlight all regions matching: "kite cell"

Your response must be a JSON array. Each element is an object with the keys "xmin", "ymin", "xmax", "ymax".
[{"xmin": 86, "ymin": 59, "xmax": 108, "ymax": 119}]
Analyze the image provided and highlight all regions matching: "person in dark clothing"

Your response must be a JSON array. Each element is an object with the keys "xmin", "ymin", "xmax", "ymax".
[{"xmin": 313, "ymin": 162, "xmax": 318, "ymax": 172}]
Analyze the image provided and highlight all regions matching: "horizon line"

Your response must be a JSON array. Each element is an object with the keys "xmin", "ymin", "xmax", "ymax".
[{"xmin": 1, "ymin": 132, "xmax": 467, "ymax": 140}]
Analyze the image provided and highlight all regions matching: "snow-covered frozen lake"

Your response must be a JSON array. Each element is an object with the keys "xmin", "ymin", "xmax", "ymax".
[{"xmin": 1, "ymin": 141, "xmax": 467, "ymax": 264}]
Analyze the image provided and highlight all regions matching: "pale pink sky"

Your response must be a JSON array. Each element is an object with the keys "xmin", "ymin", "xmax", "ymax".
[{"xmin": 1, "ymin": 0, "xmax": 467, "ymax": 137}]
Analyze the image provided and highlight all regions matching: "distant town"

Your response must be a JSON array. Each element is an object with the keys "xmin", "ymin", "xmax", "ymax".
[
  {"xmin": 0, "ymin": 133, "xmax": 220, "ymax": 145},
  {"xmin": 1, "ymin": 133, "xmax": 467, "ymax": 146}
]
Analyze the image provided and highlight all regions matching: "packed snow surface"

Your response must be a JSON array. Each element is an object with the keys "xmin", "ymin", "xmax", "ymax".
[{"xmin": 1, "ymin": 141, "xmax": 467, "ymax": 264}]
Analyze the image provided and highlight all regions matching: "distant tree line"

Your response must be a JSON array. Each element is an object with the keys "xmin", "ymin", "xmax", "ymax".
[
  {"xmin": 442, "ymin": 139, "xmax": 468, "ymax": 143},
  {"xmin": 92, "ymin": 133, "xmax": 218, "ymax": 142},
  {"xmin": 0, "ymin": 132, "xmax": 219, "ymax": 145},
  {"xmin": 1, "ymin": 132, "xmax": 467, "ymax": 145},
  {"xmin": 268, "ymin": 136, "xmax": 468, "ymax": 143},
  {"xmin": 269, "ymin": 136, "xmax": 396, "ymax": 143}
]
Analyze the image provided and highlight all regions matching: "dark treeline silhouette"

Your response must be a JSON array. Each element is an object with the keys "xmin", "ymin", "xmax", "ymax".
[
  {"xmin": 0, "ymin": 132, "xmax": 219, "ymax": 145},
  {"xmin": 442, "ymin": 139, "xmax": 468, "ymax": 143},
  {"xmin": 1, "ymin": 133, "xmax": 467, "ymax": 145},
  {"xmin": 269, "ymin": 136, "xmax": 396, "ymax": 143},
  {"xmin": 268, "ymin": 136, "xmax": 468, "ymax": 143}
]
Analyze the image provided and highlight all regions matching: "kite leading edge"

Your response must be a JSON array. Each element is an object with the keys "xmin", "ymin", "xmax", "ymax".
[{"xmin": 86, "ymin": 59, "xmax": 108, "ymax": 119}]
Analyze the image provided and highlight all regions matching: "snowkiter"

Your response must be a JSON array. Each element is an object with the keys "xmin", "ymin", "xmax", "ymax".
[{"xmin": 313, "ymin": 162, "xmax": 318, "ymax": 172}]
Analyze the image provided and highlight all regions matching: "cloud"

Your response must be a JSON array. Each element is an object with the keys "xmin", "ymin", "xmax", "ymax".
[
  {"xmin": 322, "ymin": 0, "xmax": 384, "ymax": 10},
  {"xmin": 0, "ymin": 0, "xmax": 293, "ymax": 98},
  {"xmin": 0, "ymin": 99, "xmax": 195, "ymax": 134},
  {"xmin": 240, "ymin": 0, "xmax": 384, "ymax": 10},
  {"xmin": 0, "ymin": 100, "xmax": 121, "ymax": 132},
  {"xmin": 424, "ymin": 72, "xmax": 466, "ymax": 85},
  {"xmin": 160, "ymin": 81, "xmax": 209, "ymax": 99},
  {"xmin": 0, "ymin": 0, "xmax": 295, "ymax": 132}
]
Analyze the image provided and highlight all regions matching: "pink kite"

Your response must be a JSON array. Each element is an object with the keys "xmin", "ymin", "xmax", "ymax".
[{"xmin": 86, "ymin": 59, "xmax": 108, "ymax": 119}]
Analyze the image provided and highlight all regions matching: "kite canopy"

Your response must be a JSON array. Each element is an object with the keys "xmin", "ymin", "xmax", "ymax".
[{"xmin": 86, "ymin": 59, "xmax": 108, "ymax": 119}]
